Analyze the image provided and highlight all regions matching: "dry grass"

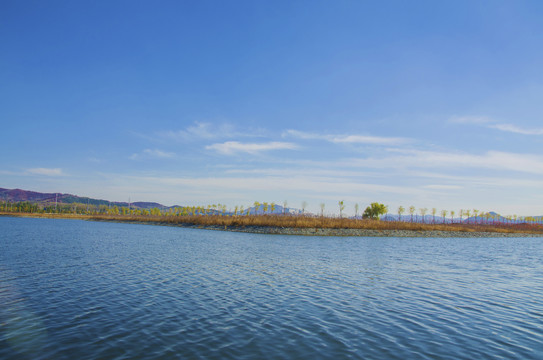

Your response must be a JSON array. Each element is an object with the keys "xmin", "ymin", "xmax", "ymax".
[
  {"xmin": 92, "ymin": 214, "xmax": 543, "ymax": 234},
  {"xmin": 3, "ymin": 212, "xmax": 543, "ymax": 234}
]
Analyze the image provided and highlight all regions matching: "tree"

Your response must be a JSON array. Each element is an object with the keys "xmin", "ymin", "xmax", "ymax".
[
  {"xmin": 338, "ymin": 200, "xmax": 345, "ymax": 218},
  {"xmin": 397, "ymin": 206, "xmax": 405, "ymax": 222},
  {"xmin": 253, "ymin": 201, "xmax": 260, "ymax": 215},
  {"xmin": 320, "ymin": 203, "xmax": 325, "ymax": 217},
  {"xmin": 431, "ymin": 208, "xmax": 437, "ymax": 224},
  {"xmin": 354, "ymin": 203, "xmax": 359, "ymax": 219},
  {"xmin": 301, "ymin": 201, "xmax": 308, "ymax": 215},
  {"xmin": 283, "ymin": 200, "xmax": 288, "ymax": 215},
  {"xmin": 440, "ymin": 209, "xmax": 448, "ymax": 224},
  {"xmin": 409, "ymin": 206, "xmax": 416, "ymax": 222},
  {"xmin": 363, "ymin": 203, "xmax": 388, "ymax": 220},
  {"xmin": 271, "ymin": 202, "xmax": 276, "ymax": 214},
  {"xmin": 419, "ymin": 208, "xmax": 428, "ymax": 223}
]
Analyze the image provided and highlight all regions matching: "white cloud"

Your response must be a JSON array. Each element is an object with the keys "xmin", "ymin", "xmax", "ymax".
[
  {"xmin": 450, "ymin": 115, "xmax": 543, "ymax": 135},
  {"xmin": 449, "ymin": 115, "xmax": 492, "ymax": 124},
  {"xmin": 206, "ymin": 141, "xmax": 298, "ymax": 155},
  {"xmin": 488, "ymin": 123, "xmax": 543, "ymax": 135},
  {"xmin": 27, "ymin": 168, "xmax": 64, "ymax": 176},
  {"xmin": 159, "ymin": 121, "xmax": 265, "ymax": 141},
  {"xmin": 347, "ymin": 150, "xmax": 543, "ymax": 174},
  {"xmin": 283, "ymin": 129, "xmax": 409, "ymax": 145},
  {"xmin": 423, "ymin": 185, "xmax": 463, "ymax": 190},
  {"xmin": 128, "ymin": 175, "xmax": 421, "ymax": 198},
  {"xmin": 160, "ymin": 122, "xmax": 224, "ymax": 140},
  {"xmin": 130, "ymin": 149, "xmax": 175, "ymax": 160},
  {"xmin": 88, "ymin": 157, "xmax": 102, "ymax": 163}
]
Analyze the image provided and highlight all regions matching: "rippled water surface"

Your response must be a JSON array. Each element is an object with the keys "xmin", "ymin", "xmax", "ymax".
[{"xmin": 1, "ymin": 217, "xmax": 542, "ymax": 359}]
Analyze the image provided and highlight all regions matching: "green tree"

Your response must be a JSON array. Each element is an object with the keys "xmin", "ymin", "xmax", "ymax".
[
  {"xmin": 338, "ymin": 200, "xmax": 345, "ymax": 218},
  {"xmin": 363, "ymin": 203, "xmax": 388, "ymax": 220},
  {"xmin": 354, "ymin": 203, "xmax": 359, "ymax": 219}
]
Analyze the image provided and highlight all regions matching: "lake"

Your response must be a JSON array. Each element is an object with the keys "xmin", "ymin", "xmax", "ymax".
[{"xmin": 1, "ymin": 216, "xmax": 542, "ymax": 359}]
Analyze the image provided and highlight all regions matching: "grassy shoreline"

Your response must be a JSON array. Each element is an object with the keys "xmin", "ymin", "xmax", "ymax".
[{"xmin": 2, "ymin": 212, "xmax": 543, "ymax": 237}]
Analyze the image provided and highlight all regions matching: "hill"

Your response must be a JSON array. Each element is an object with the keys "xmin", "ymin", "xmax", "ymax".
[{"xmin": 0, "ymin": 187, "xmax": 167, "ymax": 210}]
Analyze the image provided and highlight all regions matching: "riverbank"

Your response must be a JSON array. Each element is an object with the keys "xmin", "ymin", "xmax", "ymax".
[
  {"xmin": 136, "ymin": 223, "xmax": 543, "ymax": 237},
  {"xmin": 3, "ymin": 212, "xmax": 543, "ymax": 237}
]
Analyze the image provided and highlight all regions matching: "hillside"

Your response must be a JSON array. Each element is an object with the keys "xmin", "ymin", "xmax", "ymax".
[{"xmin": 0, "ymin": 187, "xmax": 167, "ymax": 210}]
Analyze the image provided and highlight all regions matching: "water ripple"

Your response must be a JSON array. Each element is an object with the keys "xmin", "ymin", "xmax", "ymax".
[{"xmin": 1, "ymin": 217, "xmax": 543, "ymax": 359}]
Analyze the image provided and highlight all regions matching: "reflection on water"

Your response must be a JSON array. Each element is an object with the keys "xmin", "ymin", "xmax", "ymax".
[{"xmin": 1, "ymin": 216, "xmax": 542, "ymax": 359}]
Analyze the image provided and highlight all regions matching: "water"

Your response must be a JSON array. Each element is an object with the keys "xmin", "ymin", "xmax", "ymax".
[{"xmin": 1, "ymin": 217, "xmax": 542, "ymax": 359}]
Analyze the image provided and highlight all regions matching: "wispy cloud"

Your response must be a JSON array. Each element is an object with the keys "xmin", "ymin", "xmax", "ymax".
[
  {"xmin": 88, "ymin": 157, "xmax": 102, "ymax": 163},
  {"xmin": 27, "ymin": 168, "xmax": 64, "ymax": 176},
  {"xmin": 488, "ymin": 123, "xmax": 543, "ymax": 135},
  {"xmin": 347, "ymin": 149, "xmax": 543, "ymax": 175},
  {"xmin": 283, "ymin": 129, "xmax": 409, "ymax": 145},
  {"xmin": 423, "ymin": 184, "xmax": 463, "ymax": 190},
  {"xmin": 450, "ymin": 115, "xmax": 543, "ymax": 135},
  {"xmin": 158, "ymin": 121, "xmax": 265, "ymax": 141},
  {"xmin": 206, "ymin": 141, "xmax": 298, "ymax": 155},
  {"xmin": 130, "ymin": 149, "xmax": 175, "ymax": 160},
  {"xmin": 449, "ymin": 116, "xmax": 493, "ymax": 124},
  {"xmin": 134, "ymin": 175, "xmax": 419, "ymax": 196}
]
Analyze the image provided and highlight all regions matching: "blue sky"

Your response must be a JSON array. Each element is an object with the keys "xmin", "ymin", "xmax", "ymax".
[{"xmin": 2, "ymin": 1, "xmax": 543, "ymax": 216}]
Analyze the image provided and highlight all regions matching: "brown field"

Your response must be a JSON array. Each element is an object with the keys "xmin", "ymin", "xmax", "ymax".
[{"xmin": 3, "ymin": 212, "xmax": 543, "ymax": 235}]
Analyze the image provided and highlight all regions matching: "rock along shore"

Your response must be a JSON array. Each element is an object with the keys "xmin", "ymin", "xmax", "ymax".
[
  {"xmin": 209, "ymin": 225, "xmax": 543, "ymax": 237},
  {"xmin": 107, "ymin": 220, "xmax": 543, "ymax": 238},
  {"xmin": 4, "ymin": 214, "xmax": 543, "ymax": 237}
]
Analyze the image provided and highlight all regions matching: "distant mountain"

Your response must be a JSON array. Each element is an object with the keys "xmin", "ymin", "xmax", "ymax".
[
  {"xmin": 244, "ymin": 204, "xmax": 301, "ymax": 215},
  {"xmin": 2, "ymin": 187, "xmax": 540, "ymax": 221},
  {"xmin": 0, "ymin": 187, "xmax": 167, "ymax": 210},
  {"xmin": 0, "ymin": 187, "xmax": 305, "ymax": 214}
]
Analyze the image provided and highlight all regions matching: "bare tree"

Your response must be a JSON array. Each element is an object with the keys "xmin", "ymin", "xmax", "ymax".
[
  {"xmin": 409, "ymin": 206, "xmax": 416, "ymax": 222},
  {"xmin": 419, "ymin": 208, "xmax": 428, "ymax": 224},
  {"xmin": 398, "ymin": 206, "xmax": 405, "ymax": 222}
]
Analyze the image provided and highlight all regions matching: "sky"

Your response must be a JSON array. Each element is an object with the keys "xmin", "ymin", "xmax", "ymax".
[{"xmin": 1, "ymin": 0, "xmax": 543, "ymax": 216}]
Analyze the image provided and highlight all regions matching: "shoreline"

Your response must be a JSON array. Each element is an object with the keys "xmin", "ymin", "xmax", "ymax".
[
  {"xmin": 69, "ymin": 217, "xmax": 543, "ymax": 238},
  {"xmin": 3, "ymin": 213, "xmax": 543, "ymax": 238}
]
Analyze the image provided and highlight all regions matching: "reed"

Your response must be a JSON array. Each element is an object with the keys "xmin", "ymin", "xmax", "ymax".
[
  {"xmin": 103, "ymin": 215, "xmax": 543, "ymax": 233},
  {"xmin": 4, "ymin": 212, "xmax": 540, "ymax": 235}
]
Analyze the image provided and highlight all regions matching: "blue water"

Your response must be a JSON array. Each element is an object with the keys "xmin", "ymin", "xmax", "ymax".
[{"xmin": 1, "ymin": 217, "xmax": 542, "ymax": 359}]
